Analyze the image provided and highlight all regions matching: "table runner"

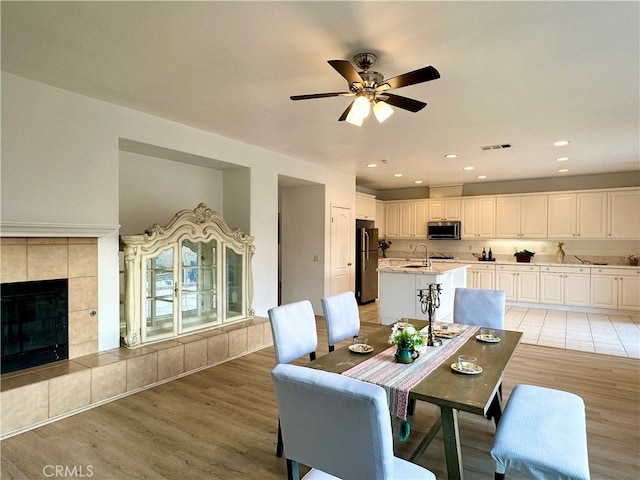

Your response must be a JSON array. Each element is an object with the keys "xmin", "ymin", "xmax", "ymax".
[{"xmin": 342, "ymin": 324, "xmax": 480, "ymax": 421}]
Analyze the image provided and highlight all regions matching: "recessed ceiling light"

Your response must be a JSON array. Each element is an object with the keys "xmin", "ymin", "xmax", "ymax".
[
  {"xmin": 394, "ymin": 173, "xmax": 403, "ymax": 178},
  {"xmin": 463, "ymin": 166, "xmax": 475, "ymax": 171},
  {"xmin": 558, "ymin": 168, "xmax": 570, "ymax": 173},
  {"xmin": 445, "ymin": 154, "xmax": 458, "ymax": 159},
  {"xmin": 367, "ymin": 163, "xmax": 377, "ymax": 168},
  {"xmin": 556, "ymin": 157, "xmax": 569, "ymax": 162},
  {"xmin": 554, "ymin": 140, "xmax": 570, "ymax": 147},
  {"xmin": 478, "ymin": 175, "xmax": 487, "ymax": 179},
  {"xmin": 414, "ymin": 180, "xmax": 423, "ymax": 184}
]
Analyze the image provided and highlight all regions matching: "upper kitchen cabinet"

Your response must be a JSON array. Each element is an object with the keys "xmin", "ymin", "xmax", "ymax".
[
  {"xmin": 385, "ymin": 201, "xmax": 400, "ymax": 238},
  {"xmin": 608, "ymin": 189, "xmax": 640, "ymax": 239},
  {"xmin": 385, "ymin": 200, "xmax": 427, "ymax": 238},
  {"xmin": 375, "ymin": 200, "xmax": 386, "ymax": 238},
  {"xmin": 413, "ymin": 200, "xmax": 429, "ymax": 237},
  {"xmin": 495, "ymin": 195, "xmax": 547, "ymax": 238},
  {"xmin": 428, "ymin": 198, "xmax": 461, "ymax": 221},
  {"xmin": 355, "ymin": 192, "xmax": 376, "ymax": 221},
  {"xmin": 548, "ymin": 192, "xmax": 607, "ymax": 239},
  {"xmin": 461, "ymin": 197, "xmax": 496, "ymax": 238}
]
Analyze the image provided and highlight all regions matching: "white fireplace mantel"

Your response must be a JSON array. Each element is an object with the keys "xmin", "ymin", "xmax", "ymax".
[{"xmin": 0, "ymin": 222, "xmax": 121, "ymax": 237}]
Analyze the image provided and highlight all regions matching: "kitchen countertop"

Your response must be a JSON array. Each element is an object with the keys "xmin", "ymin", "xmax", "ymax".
[
  {"xmin": 379, "ymin": 257, "xmax": 640, "ymax": 269},
  {"xmin": 377, "ymin": 263, "xmax": 470, "ymax": 274}
]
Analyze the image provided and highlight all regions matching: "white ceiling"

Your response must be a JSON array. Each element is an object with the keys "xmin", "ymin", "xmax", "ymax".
[{"xmin": 2, "ymin": 1, "xmax": 639, "ymax": 191}]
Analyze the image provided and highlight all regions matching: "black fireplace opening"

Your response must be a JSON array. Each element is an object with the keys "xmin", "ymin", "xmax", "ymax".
[{"xmin": 1, "ymin": 279, "xmax": 69, "ymax": 374}]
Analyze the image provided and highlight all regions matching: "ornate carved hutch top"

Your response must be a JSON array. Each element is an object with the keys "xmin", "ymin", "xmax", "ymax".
[{"xmin": 120, "ymin": 204, "xmax": 254, "ymax": 347}]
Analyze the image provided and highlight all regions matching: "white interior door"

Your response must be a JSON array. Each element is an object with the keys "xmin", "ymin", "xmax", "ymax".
[{"xmin": 330, "ymin": 205, "xmax": 353, "ymax": 295}]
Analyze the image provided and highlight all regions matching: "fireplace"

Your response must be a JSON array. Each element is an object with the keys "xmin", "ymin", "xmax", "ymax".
[{"xmin": 1, "ymin": 279, "xmax": 69, "ymax": 374}]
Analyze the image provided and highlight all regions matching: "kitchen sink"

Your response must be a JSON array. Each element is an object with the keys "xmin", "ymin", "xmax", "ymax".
[{"xmin": 402, "ymin": 264, "xmax": 428, "ymax": 268}]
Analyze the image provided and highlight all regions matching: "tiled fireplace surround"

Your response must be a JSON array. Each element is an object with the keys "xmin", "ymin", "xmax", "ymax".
[{"xmin": 0, "ymin": 237, "xmax": 271, "ymax": 438}]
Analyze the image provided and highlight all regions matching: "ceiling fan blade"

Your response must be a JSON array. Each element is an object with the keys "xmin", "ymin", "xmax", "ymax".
[
  {"xmin": 382, "ymin": 93, "xmax": 427, "ymax": 112},
  {"xmin": 377, "ymin": 65, "xmax": 440, "ymax": 91},
  {"xmin": 338, "ymin": 100, "xmax": 355, "ymax": 121},
  {"xmin": 290, "ymin": 92, "xmax": 352, "ymax": 101},
  {"xmin": 328, "ymin": 60, "xmax": 364, "ymax": 85}
]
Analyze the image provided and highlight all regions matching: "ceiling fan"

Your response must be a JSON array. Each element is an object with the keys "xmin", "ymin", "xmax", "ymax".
[{"xmin": 290, "ymin": 52, "xmax": 440, "ymax": 126}]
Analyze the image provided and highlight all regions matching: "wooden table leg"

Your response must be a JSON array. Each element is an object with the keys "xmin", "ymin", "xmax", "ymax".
[{"xmin": 440, "ymin": 406, "xmax": 464, "ymax": 480}]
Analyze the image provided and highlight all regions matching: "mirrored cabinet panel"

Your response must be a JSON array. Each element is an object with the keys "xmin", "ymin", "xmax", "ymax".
[{"xmin": 121, "ymin": 204, "xmax": 254, "ymax": 347}]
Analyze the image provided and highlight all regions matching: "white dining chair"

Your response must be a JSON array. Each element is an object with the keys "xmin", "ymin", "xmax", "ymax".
[
  {"xmin": 453, "ymin": 287, "xmax": 506, "ymax": 329},
  {"xmin": 272, "ymin": 363, "xmax": 436, "ymax": 480},
  {"xmin": 267, "ymin": 300, "xmax": 318, "ymax": 460},
  {"xmin": 453, "ymin": 287, "xmax": 506, "ymax": 422},
  {"xmin": 321, "ymin": 291, "xmax": 360, "ymax": 352}
]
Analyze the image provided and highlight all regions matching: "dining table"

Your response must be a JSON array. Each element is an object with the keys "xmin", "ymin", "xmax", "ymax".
[{"xmin": 306, "ymin": 319, "xmax": 522, "ymax": 480}]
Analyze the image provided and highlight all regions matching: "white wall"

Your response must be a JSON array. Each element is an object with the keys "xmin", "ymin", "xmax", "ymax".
[
  {"xmin": 1, "ymin": 73, "xmax": 356, "ymax": 351},
  {"xmin": 280, "ymin": 185, "xmax": 325, "ymax": 312},
  {"xmin": 118, "ymin": 151, "xmax": 224, "ymax": 234}
]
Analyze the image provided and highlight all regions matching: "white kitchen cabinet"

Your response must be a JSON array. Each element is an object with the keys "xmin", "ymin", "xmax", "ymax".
[
  {"xmin": 577, "ymin": 192, "xmax": 608, "ymax": 238},
  {"xmin": 385, "ymin": 202, "xmax": 400, "ymax": 238},
  {"xmin": 540, "ymin": 265, "xmax": 590, "ymax": 307},
  {"xmin": 428, "ymin": 199, "xmax": 461, "ymax": 221},
  {"xmin": 590, "ymin": 267, "xmax": 640, "ymax": 311},
  {"xmin": 496, "ymin": 264, "xmax": 540, "ymax": 302},
  {"xmin": 413, "ymin": 201, "xmax": 429, "ymax": 237},
  {"xmin": 386, "ymin": 200, "xmax": 425, "ymax": 238},
  {"xmin": 461, "ymin": 197, "xmax": 496, "ymax": 238},
  {"xmin": 495, "ymin": 195, "xmax": 547, "ymax": 238},
  {"xmin": 466, "ymin": 262, "xmax": 495, "ymax": 289},
  {"xmin": 355, "ymin": 192, "xmax": 376, "ymax": 220},
  {"xmin": 399, "ymin": 201, "xmax": 415, "ymax": 237},
  {"xmin": 375, "ymin": 200, "xmax": 386, "ymax": 237},
  {"xmin": 608, "ymin": 189, "xmax": 640, "ymax": 239},
  {"xmin": 548, "ymin": 192, "xmax": 607, "ymax": 239}
]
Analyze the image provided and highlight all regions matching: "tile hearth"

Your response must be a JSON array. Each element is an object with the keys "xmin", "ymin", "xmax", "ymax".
[{"xmin": 1, "ymin": 317, "xmax": 271, "ymax": 438}]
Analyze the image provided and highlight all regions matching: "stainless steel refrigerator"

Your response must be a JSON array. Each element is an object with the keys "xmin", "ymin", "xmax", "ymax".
[{"xmin": 356, "ymin": 227, "xmax": 379, "ymax": 304}]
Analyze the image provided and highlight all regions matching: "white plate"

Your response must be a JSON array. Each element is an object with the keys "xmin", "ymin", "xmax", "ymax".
[
  {"xmin": 349, "ymin": 344, "xmax": 374, "ymax": 354},
  {"xmin": 451, "ymin": 363, "xmax": 483, "ymax": 375},
  {"xmin": 476, "ymin": 334, "xmax": 501, "ymax": 343}
]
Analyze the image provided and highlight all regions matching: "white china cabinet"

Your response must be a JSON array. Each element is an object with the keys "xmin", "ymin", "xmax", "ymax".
[{"xmin": 120, "ymin": 204, "xmax": 255, "ymax": 347}]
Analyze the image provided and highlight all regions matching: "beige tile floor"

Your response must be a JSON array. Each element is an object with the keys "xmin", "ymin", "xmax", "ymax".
[{"xmin": 504, "ymin": 306, "xmax": 640, "ymax": 359}]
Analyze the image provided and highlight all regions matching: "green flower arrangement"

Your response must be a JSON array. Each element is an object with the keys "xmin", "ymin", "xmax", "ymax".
[{"xmin": 389, "ymin": 323, "xmax": 425, "ymax": 349}]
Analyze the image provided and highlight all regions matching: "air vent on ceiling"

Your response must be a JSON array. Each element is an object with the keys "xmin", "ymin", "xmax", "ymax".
[{"xmin": 481, "ymin": 143, "xmax": 512, "ymax": 151}]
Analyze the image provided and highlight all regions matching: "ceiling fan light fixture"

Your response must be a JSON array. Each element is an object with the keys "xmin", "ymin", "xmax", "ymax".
[
  {"xmin": 352, "ymin": 95, "xmax": 371, "ymax": 118},
  {"xmin": 373, "ymin": 100, "xmax": 394, "ymax": 123},
  {"xmin": 345, "ymin": 109, "xmax": 364, "ymax": 126}
]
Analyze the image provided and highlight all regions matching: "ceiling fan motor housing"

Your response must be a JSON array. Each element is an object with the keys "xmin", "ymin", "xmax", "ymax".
[{"xmin": 353, "ymin": 52, "xmax": 377, "ymax": 71}]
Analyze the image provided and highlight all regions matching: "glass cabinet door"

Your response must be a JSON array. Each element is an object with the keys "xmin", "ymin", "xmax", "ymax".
[
  {"xmin": 144, "ymin": 246, "xmax": 175, "ymax": 341},
  {"xmin": 180, "ymin": 239, "xmax": 218, "ymax": 331},
  {"xmin": 225, "ymin": 245, "xmax": 244, "ymax": 320}
]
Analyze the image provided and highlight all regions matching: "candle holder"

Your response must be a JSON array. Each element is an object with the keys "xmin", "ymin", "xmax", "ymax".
[{"xmin": 417, "ymin": 283, "xmax": 443, "ymax": 347}]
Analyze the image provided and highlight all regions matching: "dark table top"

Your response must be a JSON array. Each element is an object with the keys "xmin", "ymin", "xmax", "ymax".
[{"xmin": 308, "ymin": 319, "xmax": 522, "ymax": 416}]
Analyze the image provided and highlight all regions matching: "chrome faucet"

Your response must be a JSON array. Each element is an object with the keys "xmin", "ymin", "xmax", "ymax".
[{"xmin": 413, "ymin": 243, "xmax": 431, "ymax": 267}]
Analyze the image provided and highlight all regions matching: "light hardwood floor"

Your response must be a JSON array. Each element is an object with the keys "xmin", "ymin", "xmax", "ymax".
[{"xmin": 1, "ymin": 312, "xmax": 639, "ymax": 479}]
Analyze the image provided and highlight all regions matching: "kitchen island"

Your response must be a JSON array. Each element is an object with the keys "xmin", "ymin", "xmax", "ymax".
[{"xmin": 377, "ymin": 262, "xmax": 469, "ymax": 325}]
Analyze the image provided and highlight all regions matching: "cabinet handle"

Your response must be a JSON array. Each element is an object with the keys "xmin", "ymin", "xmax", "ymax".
[{"xmin": 174, "ymin": 286, "xmax": 179, "ymax": 298}]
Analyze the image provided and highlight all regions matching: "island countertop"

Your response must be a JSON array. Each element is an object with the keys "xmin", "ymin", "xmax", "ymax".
[{"xmin": 377, "ymin": 262, "xmax": 470, "ymax": 275}]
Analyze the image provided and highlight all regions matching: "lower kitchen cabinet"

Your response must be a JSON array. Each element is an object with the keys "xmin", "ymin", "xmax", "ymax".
[
  {"xmin": 540, "ymin": 265, "xmax": 591, "ymax": 307},
  {"xmin": 466, "ymin": 263, "xmax": 495, "ymax": 289},
  {"xmin": 590, "ymin": 268, "xmax": 640, "ymax": 311},
  {"xmin": 496, "ymin": 264, "xmax": 539, "ymax": 303}
]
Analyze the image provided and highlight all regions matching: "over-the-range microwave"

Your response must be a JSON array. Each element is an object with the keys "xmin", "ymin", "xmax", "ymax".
[{"xmin": 427, "ymin": 221, "xmax": 462, "ymax": 240}]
